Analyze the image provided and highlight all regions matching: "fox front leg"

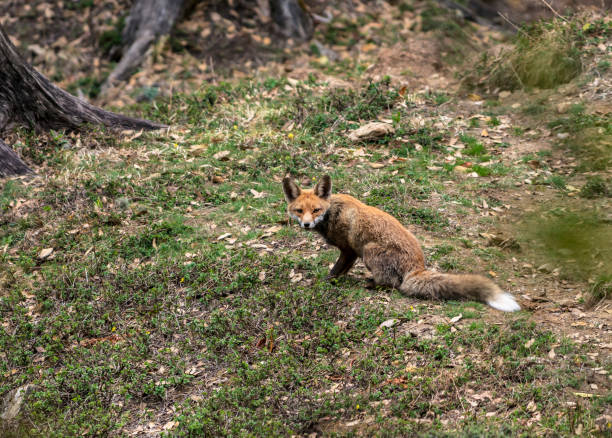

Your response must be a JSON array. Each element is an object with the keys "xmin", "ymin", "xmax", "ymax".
[{"xmin": 328, "ymin": 250, "xmax": 357, "ymax": 279}]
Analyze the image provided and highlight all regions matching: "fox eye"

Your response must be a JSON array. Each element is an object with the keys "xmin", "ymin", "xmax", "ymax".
[
  {"xmin": 295, "ymin": 209, "xmax": 303, "ymax": 214},
  {"xmin": 313, "ymin": 208, "xmax": 321, "ymax": 213}
]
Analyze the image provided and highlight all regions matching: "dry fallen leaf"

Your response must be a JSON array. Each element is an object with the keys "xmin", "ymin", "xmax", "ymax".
[
  {"xmin": 163, "ymin": 421, "xmax": 177, "ymax": 430},
  {"xmin": 211, "ymin": 175, "xmax": 225, "ymax": 184},
  {"xmin": 379, "ymin": 319, "xmax": 400, "ymax": 329},
  {"xmin": 263, "ymin": 225, "xmax": 282, "ymax": 234},
  {"xmin": 213, "ymin": 150, "xmax": 231, "ymax": 161},
  {"xmin": 189, "ymin": 144, "xmax": 207, "ymax": 155},
  {"xmin": 524, "ymin": 338, "xmax": 535, "ymax": 349},
  {"xmin": 38, "ymin": 248, "xmax": 54, "ymax": 260},
  {"xmin": 348, "ymin": 122, "xmax": 394, "ymax": 142},
  {"xmin": 250, "ymin": 189, "xmax": 266, "ymax": 198},
  {"xmin": 449, "ymin": 314, "xmax": 462, "ymax": 324},
  {"xmin": 217, "ymin": 233, "xmax": 232, "ymax": 241}
]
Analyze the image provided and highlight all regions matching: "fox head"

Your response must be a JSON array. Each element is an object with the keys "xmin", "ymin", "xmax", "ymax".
[{"xmin": 282, "ymin": 175, "xmax": 332, "ymax": 229}]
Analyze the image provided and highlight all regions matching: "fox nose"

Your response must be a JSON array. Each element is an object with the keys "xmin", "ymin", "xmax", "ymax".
[{"xmin": 302, "ymin": 222, "xmax": 311, "ymax": 228}]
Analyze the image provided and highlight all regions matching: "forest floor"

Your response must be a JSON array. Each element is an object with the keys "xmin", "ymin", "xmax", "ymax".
[{"xmin": 1, "ymin": 1, "xmax": 611, "ymax": 436}]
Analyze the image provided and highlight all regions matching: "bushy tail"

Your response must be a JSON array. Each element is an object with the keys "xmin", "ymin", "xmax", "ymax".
[{"xmin": 399, "ymin": 270, "xmax": 520, "ymax": 312}]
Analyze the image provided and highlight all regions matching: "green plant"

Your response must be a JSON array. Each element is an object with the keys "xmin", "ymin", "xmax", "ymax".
[
  {"xmin": 580, "ymin": 176, "xmax": 610, "ymax": 198},
  {"xmin": 546, "ymin": 174, "xmax": 567, "ymax": 189},
  {"xmin": 99, "ymin": 17, "xmax": 125, "ymax": 56},
  {"xmin": 465, "ymin": 16, "xmax": 602, "ymax": 90}
]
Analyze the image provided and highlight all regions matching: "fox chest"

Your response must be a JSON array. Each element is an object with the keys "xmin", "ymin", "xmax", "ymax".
[{"xmin": 315, "ymin": 209, "xmax": 360, "ymax": 253}]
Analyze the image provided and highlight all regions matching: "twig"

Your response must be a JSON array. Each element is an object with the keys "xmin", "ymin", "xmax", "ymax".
[
  {"xmin": 539, "ymin": 0, "xmax": 568, "ymax": 22},
  {"xmin": 497, "ymin": 11, "xmax": 527, "ymax": 37}
]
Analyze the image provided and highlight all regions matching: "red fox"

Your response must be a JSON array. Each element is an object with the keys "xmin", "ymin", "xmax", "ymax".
[{"xmin": 282, "ymin": 175, "xmax": 520, "ymax": 312}]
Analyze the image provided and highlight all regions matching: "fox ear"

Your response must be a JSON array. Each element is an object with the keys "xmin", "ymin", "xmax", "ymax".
[
  {"xmin": 314, "ymin": 175, "xmax": 332, "ymax": 200},
  {"xmin": 283, "ymin": 177, "xmax": 301, "ymax": 202}
]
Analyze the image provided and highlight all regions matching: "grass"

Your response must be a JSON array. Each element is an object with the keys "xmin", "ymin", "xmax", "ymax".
[
  {"xmin": 466, "ymin": 14, "xmax": 611, "ymax": 91},
  {"xmin": 580, "ymin": 176, "xmax": 610, "ymax": 199},
  {"xmin": 98, "ymin": 16, "xmax": 125, "ymax": 57},
  {"xmin": 519, "ymin": 206, "xmax": 612, "ymax": 285},
  {"xmin": 2, "ymin": 75, "xmax": 609, "ymax": 434},
  {"xmin": 548, "ymin": 106, "xmax": 612, "ymax": 171},
  {"xmin": 1, "ymin": 6, "xmax": 611, "ymax": 436}
]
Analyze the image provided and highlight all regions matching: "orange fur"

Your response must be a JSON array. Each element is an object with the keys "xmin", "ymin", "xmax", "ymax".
[{"xmin": 283, "ymin": 175, "xmax": 520, "ymax": 312}]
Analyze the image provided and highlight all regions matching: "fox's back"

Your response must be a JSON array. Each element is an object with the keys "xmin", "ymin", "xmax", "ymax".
[{"xmin": 322, "ymin": 194, "xmax": 424, "ymax": 262}]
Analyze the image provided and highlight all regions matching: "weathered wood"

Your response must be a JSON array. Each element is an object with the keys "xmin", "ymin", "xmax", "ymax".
[
  {"xmin": 270, "ymin": 0, "xmax": 313, "ymax": 41},
  {"xmin": 0, "ymin": 139, "xmax": 31, "ymax": 178},
  {"xmin": 0, "ymin": 24, "xmax": 165, "ymax": 178},
  {"xmin": 102, "ymin": 0, "xmax": 187, "ymax": 91}
]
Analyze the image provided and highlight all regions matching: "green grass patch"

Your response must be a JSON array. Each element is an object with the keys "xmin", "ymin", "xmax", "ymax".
[
  {"xmin": 519, "ymin": 206, "xmax": 612, "ymax": 284},
  {"xmin": 465, "ymin": 14, "xmax": 611, "ymax": 91}
]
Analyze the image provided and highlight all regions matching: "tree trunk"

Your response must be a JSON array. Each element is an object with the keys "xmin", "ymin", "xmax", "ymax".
[
  {"xmin": 0, "ymin": 25, "xmax": 165, "ymax": 178},
  {"xmin": 0, "ymin": 140, "xmax": 31, "ymax": 178},
  {"xmin": 270, "ymin": 0, "xmax": 313, "ymax": 41},
  {"xmin": 102, "ymin": 0, "xmax": 187, "ymax": 92}
]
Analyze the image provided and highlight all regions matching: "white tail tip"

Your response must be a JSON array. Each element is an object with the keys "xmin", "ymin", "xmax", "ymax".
[{"xmin": 487, "ymin": 292, "xmax": 521, "ymax": 312}]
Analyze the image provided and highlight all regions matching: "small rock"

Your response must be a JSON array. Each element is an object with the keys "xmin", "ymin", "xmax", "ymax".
[
  {"xmin": 498, "ymin": 90, "xmax": 511, "ymax": 99},
  {"xmin": 348, "ymin": 122, "xmax": 394, "ymax": 142},
  {"xmin": 556, "ymin": 132, "xmax": 570, "ymax": 140},
  {"xmin": 1, "ymin": 384, "xmax": 36, "ymax": 421},
  {"xmin": 453, "ymin": 165, "xmax": 469, "ymax": 174}
]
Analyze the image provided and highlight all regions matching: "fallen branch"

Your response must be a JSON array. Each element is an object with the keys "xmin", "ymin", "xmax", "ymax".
[{"xmin": 539, "ymin": 0, "xmax": 569, "ymax": 22}]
